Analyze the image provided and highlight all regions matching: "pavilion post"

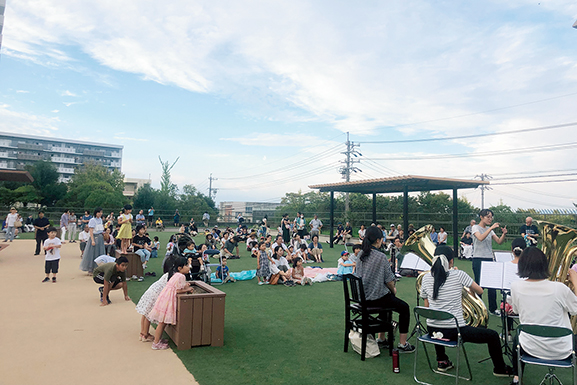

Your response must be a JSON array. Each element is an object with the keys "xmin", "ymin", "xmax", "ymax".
[
  {"xmin": 330, "ymin": 191, "xmax": 334, "ymax": 248},
  {"xmin": 453, "ymin": 188, "xmax": 459, "ymax": 254},
  {"xmin": 403, "ymin": 186, "xmax": 409, "ymax": 238},
  {"xmin": 372, "ymin": 192, "xmax": 377, "ymax": 224}
]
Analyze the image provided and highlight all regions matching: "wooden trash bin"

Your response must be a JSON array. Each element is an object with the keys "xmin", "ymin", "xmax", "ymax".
[
  {"xmin": 166, "ymin": 281, "xmax": 226, "ymax": 350},
  {"xmin": 115, "ymin": 250, "xmax": 143, "ymax": 279}
]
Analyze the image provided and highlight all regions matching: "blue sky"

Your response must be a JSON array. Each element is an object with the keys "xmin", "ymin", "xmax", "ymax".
[{"xmin": 1, "ymin": 0, "xmax": 577, "ymax": 210}]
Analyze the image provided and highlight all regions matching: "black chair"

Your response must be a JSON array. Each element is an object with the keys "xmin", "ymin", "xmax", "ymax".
[{"xmin": 343, "ymin": 273, "xmax": 395, "ymax": 360}]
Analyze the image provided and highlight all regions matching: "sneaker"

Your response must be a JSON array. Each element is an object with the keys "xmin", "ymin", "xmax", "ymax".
[
  {"xmin": 138, "ymin": 277, "xmax": 144, "ymax": 282},
  {"xmin": 52, "ymin": 277, "xmax": 56, "ymax": 283},
  {"xmin": 490, "ymin": 309, "xmax": 501, "ymax": 316},
  {"xmin": 131, "ymin": 275, "xmax": 138, "ymax": 280},
  {"xmin": 99, "ymin": 286, "xmax": 104, "ymax": 300},
  {"xmin": 258, "ymin": 281, "xmax": 264, "ymax": 285},
  {"xmin": 142, "ymin": 263, "xmax": 147, "ymax": 269},
  {"xmin": 437, "ymin": 360, "xmax": 454, "ymax": 372},
  {"xmin": 397, "ymin": 342, "xmax": 416, "ymax": 353},
  {"xmin": 493, "ymin": 365, "xmax": 514, "ymax": 377},
  {"xmin": 377, "ymin": 339, "xmax": 389, "ymax": 349},
  {"xmin": 42, "ymin": 277, "xmax": 50, "ymax": 283},
  {"xmin": 151, "ymin": 341, "xmax": 169, "ymax": 350}
]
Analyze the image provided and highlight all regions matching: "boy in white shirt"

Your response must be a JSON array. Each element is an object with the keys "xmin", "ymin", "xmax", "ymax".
[{"xmin": 42, "ymin": 227, "xmax": 62, "ymax": 283}]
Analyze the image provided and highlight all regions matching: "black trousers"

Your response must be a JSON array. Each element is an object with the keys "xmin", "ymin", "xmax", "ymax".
[
  {"xmin": 428, "ymin": 325, "xmax": 507, "ymax": 371},
  {"xmin": 472, "ymin": 258, "xmax": 498, "ymax": 312},
  {"xmin": 366, "ymin": 293, "xmax": 410, "ymax": 334},
  {"xmin": 35, "ymin": 234, "xmax": 48, "ymax": 255}
]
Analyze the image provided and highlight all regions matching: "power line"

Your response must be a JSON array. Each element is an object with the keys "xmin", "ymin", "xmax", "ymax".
[
  {"xmin": 365, "ymin": 141, "xmax": 577, "ymax": 161},
  {"xmin": 358, "ymin": 121, "xmax": 577, "ymax": 145},
  {"xmin": 492, "ymin": 172, "xmax": 577, "ymax": 181},
  {"xmin": 492, "ymin": 179, "xmax": 577, "ymax": 186}
]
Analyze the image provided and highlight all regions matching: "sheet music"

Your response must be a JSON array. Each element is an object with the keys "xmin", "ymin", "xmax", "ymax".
[
  {"xmin": 400, "ymin": 252, "xmax": 431, "ymax": 271},
  {"xmin": 479, "ymin": 261, "xmax": 505, "ymax": 289},
  {"xmin": 494, "ymin": 251, "xmax": 513, "ymax": 263},
  {"xmin": 503, "ymin": 262, "xmax": 520, "ymax": 290}
]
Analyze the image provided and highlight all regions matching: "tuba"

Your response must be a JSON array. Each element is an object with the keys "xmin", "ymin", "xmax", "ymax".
[
  {"xmin": 404, "ymin": 224, "xmax": 489, "ymax": 327},
  {"xmin": 538, "ymin": 221, "xmax": 577, "ymax": 332}
]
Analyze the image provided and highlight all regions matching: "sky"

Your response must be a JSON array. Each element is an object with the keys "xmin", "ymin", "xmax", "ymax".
[{"xmin": 1, "ymin": 0, "xmax": 577, "ymax": 211}]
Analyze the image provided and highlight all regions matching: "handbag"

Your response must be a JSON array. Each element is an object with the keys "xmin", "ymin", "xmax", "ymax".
[
  {"xmin": 14, "ymin": 220, "xmax": 22, "ymax": 228},
  {"xmin": 349, "ymin": 330, "xmax": 380, "ymax": 358},
  {"xmin": 269, "ymin": 273, "xmax": 280, "ymax": 285}
]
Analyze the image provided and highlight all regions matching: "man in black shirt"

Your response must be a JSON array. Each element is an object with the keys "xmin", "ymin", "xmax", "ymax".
[
  {"xmin": 33, "ymin": 211, "xmax": 50, "ymax": 255},
  {"xmin": 519, "ymin": 216, "xmax": 540, "ymax": 246}
]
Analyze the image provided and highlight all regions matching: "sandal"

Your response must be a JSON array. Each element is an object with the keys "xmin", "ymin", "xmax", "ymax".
[{"xmin": 140, "ymin": 333, "xmax": 154, "ymax": 342}]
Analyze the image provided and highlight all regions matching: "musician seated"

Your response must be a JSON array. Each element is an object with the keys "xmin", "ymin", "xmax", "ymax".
[
  {"xmin": 510, "ymin": 247, "xmax": 577, "ymax": 384},
  {"xmin": 421, "ymin": 245, "xmax": 514, "ymax": 376}
]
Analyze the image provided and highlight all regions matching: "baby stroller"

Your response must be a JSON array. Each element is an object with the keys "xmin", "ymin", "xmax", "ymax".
[{"xmin": 170, "ymin": 233, "xmax": 211, "ymax": 284}]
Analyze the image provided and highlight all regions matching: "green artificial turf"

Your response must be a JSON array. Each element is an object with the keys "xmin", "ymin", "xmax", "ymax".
[{"xmin": 127, "ymin": 231, "xmax": 563, "ymax": 385}]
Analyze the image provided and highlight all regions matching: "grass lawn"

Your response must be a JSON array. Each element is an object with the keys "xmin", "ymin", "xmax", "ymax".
[{"xmin": 122, "ymin": 230, "xmax": 563, "ymax": 385}]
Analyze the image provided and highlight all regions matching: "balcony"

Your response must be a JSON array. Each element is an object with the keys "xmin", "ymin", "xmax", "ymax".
[
  {"xmin": 17, "ymin": 153, "xmax": 44, "ymax": 161},
  {"xmin": 17, "ymin": 143, "xmax": 44, "ymax": 151},
  {"xmin": 51, "ymin": 156, "xmax": 75, "ymax": 164},
  {"xmin": 84, "ymin": 149, "xmax": 105, "ymax": 156},
  {"xmin": 110, "ymin": 161, "xmax": 121, "ymax": 168},
  {"xmin": 50, "ymin": 146, "xmax": 76, "ymax": 154},
  {"xmin": 0, "ymin": 140, "xmax": 14, "ymax": 148},
  {"xmin": 57, "ymin": 167, "xmax": 75, "ymax": 174}
]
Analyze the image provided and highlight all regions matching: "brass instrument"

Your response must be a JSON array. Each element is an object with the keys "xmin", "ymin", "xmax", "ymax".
[
  {"xmin": 404, "ymin": 224, "xmax": 489, "ymax": 327},
  {"xmin": 538, "ymin": 221, "xmax": 577, "ymax": 332}
]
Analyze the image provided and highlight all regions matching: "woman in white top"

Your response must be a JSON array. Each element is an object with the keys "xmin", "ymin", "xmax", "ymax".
[
  {"xmin": 437, "ymin": 226, "xmax": 447, "ymax": 245},
  {"xmin": 358, "ymin": 224, "xmax": 366, "ymax": 242},
  {"xmin": 4, "ymin": 207, "xmax": 18, "ymax": 242},
  {"xmin": 510, "ymin": 247, "xmax": 577, "ymax": 384},
  {"xmin": 79, "ymin": 208, "xmax": 106, "ymax": 273},
  {"xmin": 421, "ymin": 245, "xmax": 513, "ymax": 376},
  {"xmin": 471, "ymin": 209, "xmax": 507, "ymax": 315}
]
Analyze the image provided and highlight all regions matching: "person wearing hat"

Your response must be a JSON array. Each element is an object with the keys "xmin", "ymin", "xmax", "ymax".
[
  {"xmin": 386, "ymin": 223, "xmax": 399, "ymax": 242},
  {"xmin": 337, "ymin": 251, "xmax": 355, "ymax": 276}
]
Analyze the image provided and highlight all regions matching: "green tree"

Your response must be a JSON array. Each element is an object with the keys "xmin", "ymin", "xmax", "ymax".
[
  {"xmin": 133, "ymin": 183, "xmax": 157, "ymax": 209},
  {"xmin": 26, "ymin": 160, "xmax": 67, "ymax": 206},
  {"xmin": 178, "ymin": 184, "xmax": 218, "ymax": 216},
  {"xmin": 62, "ymin": 163, "xmax": 126, "ymax": 209}
]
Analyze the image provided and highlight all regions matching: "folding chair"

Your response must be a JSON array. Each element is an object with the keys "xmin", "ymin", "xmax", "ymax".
[
  {"xmin": 413, "ymin": 306, "xmax": 472, "ymax": 385},
  {"xmin": 343, "ymin": 274, "xmax": 395, "ymax": 360},
  {"xmin": 517, "ymin": 325, "xmax": 576, "ymax": 385}
]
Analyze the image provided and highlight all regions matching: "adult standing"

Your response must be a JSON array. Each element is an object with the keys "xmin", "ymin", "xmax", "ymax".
[
  {"xmin": 33, "ymin": 211, "xmax": 50, "ymax": 255},
  {"xmin": 135, "ymin": 210, "xmax": 146, "ymax": 227},
  {"xmin": 173, "ymin": 209, "xmax": 180, "ymax": 227},
  {"xmin": 67, "ymin": 211, "xmax": 77, "ymax": 243},
  {"xmin": 281, "ymin": 214, "xmax": 291, "ymax": 244},
  {"xmin": 4, "ymin": 207, "xmax": 19, "ymax": 242},
  {"xmin": 471, "ymin": 209, "xmax": 507, "ymax": 316},
  {"xmin": 295, "ymin": 212, "xmax": 306, "ymax": 238},
  {"xmin": 147, "ymin": 207, "xmax": 155, "ymax": 227},
  {"xmin": 80, "ymin": 208, "xmax": 106, "ymax": 274},
  {"xmin": 59, "ymin": 209, "xmax": 69, "ymax": 241},
  {"xmin": 309, "ymin": 215, "xmax": 323, "ymax": 237},
  {"xmin": 519, "ymin": 216, "xmax": 540, "ymax": 247},
  {"xmin": 355, "ymin": 226, "xmax": 415, "ymax": 352}
]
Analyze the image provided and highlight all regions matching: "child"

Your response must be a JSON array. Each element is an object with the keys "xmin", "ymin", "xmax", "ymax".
[
  {"xmin": 216, "ymin": 257, "xmax": 236, "ymax": 283},
  {"xmin": 147, "ymin": 257, "xmax": 194, "ymax": 350},
  {"xmin": 296, "ymin": 243, "xmax": 312, "ymax": 263},
  {"xmin": 256, "ymin": 241, "xmax": 272, "ymax": 285},
  {"xmin": 183, "ymin": 241, "xmax": 203, "ymax": 279},
  {"xmin": 117, "ymin": 204, "xmax": 133, "ymax": 253},
  {"xmin": 42, "ymin": 227, "xmax": 61, "ymax": 283},
  {"xmin": 337, "ymin": 251, "xmax": 355, "ymax": 277},
  {"xmin": 286, "ymin": 245, "xmax": 297, "ymax": 263},
  {"xmin": 135, "ymin": 270, "xmax": 170, "ymax": 342},
  {"xmin": 251, "ymin": 242, "xmax": 260, "ymax": 258},
  {"xmin": 350, "ymin": 244, "xmax": 361, "ymax": 272},
  {"xmin": 288, "ymin": 257, "xmax": 313, "ymax": 285},
  {"xmin": 151, "ymin": 236, "xmax": 160, "ymax": 258},
  {"xmin": 132, "ymin": 225, "xmax": 152, "ymax": 277}
]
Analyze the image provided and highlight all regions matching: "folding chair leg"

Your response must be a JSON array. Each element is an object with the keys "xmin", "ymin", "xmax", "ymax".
[
  {"xmin": 344, "ymin": 325, "xmax": 350, "ymax": 353},
  {"xmin": 361, "ymin": 332, "xmax": 367, "ymax": 361}
]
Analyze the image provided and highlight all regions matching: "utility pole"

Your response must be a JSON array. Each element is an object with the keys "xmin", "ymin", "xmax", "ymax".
[
  {"xmin": 475, "ymin": 173, "xmax": 493, "ymax": 209},
  {"xmin": 339, "ymin": 132, "xmax": 362, "ymax": 214},
  {"xmin": 208, "ymin": 173, "xmax": 218, "ymax": 201}
]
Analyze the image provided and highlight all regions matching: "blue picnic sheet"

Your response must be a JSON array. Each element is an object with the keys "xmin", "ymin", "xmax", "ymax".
[{"xmin": 210, "ymin": 269, "xmax": 256, "ymax": 283}]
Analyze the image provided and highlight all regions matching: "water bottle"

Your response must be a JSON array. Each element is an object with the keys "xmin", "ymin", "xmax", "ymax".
[{"xmin": 392, "ymin": 348, "xmax": 400, "ymax": 373}]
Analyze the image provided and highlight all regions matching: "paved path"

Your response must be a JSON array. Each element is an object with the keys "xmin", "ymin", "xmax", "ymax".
[{"xmin": 0, "ymin": 240, "xmax": 197, "ymax": 385}]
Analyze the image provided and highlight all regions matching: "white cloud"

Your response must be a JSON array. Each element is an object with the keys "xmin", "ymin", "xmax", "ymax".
[
  {"xmin": 221, "ymin": 133, "xmax": 329, "ymax": 147},
  {"xmin": 15, "ymin": 90, "xmax": 29, "ymax": 93},
  {"xmin": 61, "ymin": 90, "xmax": 77, "ymax": 97},
  {"xmin": 0, "ymin": 104, "xmax": 60, "ymax": 136},
  {"xmin": 51, "ymin": 109, "xmax": 59, "ymax": 113},
  {"xmin": 113, "ymin": 136, "xmax": 149, "ymax": 142}
]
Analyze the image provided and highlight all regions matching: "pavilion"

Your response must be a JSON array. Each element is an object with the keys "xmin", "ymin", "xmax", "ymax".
[
  {"xmin": 309, "ymin": 175, "xmax": 489, "ymax": 252},
  {"xmin": 0, "ymin": 170, "xmax": 34, "ymax": 183}
]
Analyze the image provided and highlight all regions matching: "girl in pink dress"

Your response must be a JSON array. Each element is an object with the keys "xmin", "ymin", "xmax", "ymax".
[{"xmin": 147, "ymin": 257, "xmax": 193, "ymax": 350}]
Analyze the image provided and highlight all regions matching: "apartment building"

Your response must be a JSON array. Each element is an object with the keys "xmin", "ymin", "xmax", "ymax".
[{"xmin": 0, "ymin": 131, "xmax": 123, "ymax": 183}]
